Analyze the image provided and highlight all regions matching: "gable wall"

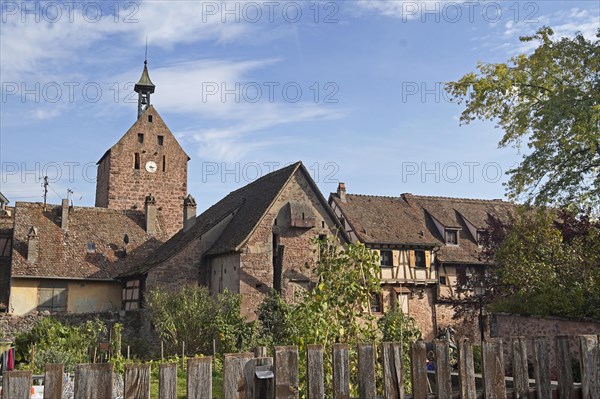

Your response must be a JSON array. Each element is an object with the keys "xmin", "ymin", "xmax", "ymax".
[
  {"xmin": 238, "ymin": 171, "xmax": 339, "ymax": 320},
  {"xmin": 96, "ymin": 109, "xmax": 188, "ymax": 237}
]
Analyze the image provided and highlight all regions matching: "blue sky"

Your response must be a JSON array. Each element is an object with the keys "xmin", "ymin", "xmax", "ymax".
[{"xmin": 1, "ymin": 0, "xmax": 598, "ymax": 212}]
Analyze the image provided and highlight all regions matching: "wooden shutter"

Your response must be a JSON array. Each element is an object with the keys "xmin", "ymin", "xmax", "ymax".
[
  {"xmin": 392, "ymin": 250, "xmax": 400, "ymax": 266},
  {"xmin": 425, "ymin": 251, "xmax": 431, "ymax": 268},
  {"xmin": 409, "ymin": 250, "xmax": 416, "ymax": 268}
]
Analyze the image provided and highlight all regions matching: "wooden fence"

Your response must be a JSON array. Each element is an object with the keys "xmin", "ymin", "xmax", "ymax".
[{"xmin": 2, "ymin": 335, "xmax": 599, "ymax": 399}]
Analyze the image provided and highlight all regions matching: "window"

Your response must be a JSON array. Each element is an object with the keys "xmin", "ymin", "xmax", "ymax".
[
  {"xmin": 137, "ymin": 133, "xmax": 144, "ymax": 143},
  {"xmin": 476, "ymin": 230, "xmax": 485, "ymax": 246},
  {"xmin": 134, "ymin": 153, "xmax": 140, "ymax": 169},
  {"xmin": 439, "ymin": 276, "xmax": 447, "ymax": 285},
  {"xmin": 445, "ymin": 229, "xmax": 458, "ymax": 245},
  {"xmin": 162, "ymin": 155, "xmax": 166, "ymax": 172},
  {"xmin": 148, "ymin": 115, "xmax": 153, "ymax": 123},
  {"xmin": 86, "ymin": 241, "xmax": 96, "ymax": 253},
  {"xmin": 415, "ymin": 250, "xmax": 426, "ymax": 268},
  {"xmin": 122, "ymin": 279, "xmax": 141, "ymax": 310},
  {"xmin": 380, "ymin": 250, "xmax": 393, "ymax": 267},
  {"xmin": 38, "ymin": 282, "xmax": 67, "ymax": 312},
  {"xmin": 370, "ymin": 292, "xmax": 382, "ymax": 313},
  {"xmin": 157, "ymin": 135, "xmax": 164, "ymax": 145}
]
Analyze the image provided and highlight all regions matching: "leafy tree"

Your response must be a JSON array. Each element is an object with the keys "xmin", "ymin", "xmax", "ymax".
[
  {"xmin": 480, "ymin": 206, "xmax": 600, "ymax": 319},
  {"xmin": 446, "ymin": 27, "xmax": 600, "ymax": 208},
  {"xmin": 292, "ymin": 237, "xmax": 381, "ymax": 348},
  {"xmin": 145, "ymin": 285, "xmax": 257, "ymax": 356},
  {"xmin": 256, "ymin": 290, "xmax": 297, "ymax": 346},
  {"xmin": 291, "ymin": 237, "xmax": 381, "ymax": 397}
]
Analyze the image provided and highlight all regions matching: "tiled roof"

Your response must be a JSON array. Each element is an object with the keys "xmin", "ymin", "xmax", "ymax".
[
  {"xmin": 331, "ymin": 192, "xmax": 515, "ymax": 264},
  {"xmin": 11, "ymin": 202, "xmax": 167, "ymax": 279},
  {"xmin": 330, "ymin": 194, "xmax": 439, "ymax": 246},
  {"xmin": 122, "ymin": 161, "xmax": 349, "ymax": 277}
]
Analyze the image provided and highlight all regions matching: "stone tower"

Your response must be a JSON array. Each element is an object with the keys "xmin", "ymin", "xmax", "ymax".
[{"xmin": 95, "ymin": 61, "xmax": 189, "ymax": 237}]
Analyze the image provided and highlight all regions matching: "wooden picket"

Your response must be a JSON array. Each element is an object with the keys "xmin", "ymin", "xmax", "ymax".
[
  {"xmin": 15, "ymin": 334, "xmax": 600, "ymax": 399},
  {"xmin": 1, "ymin": 370, "xmax": 31, "ymax": 399},
  {"xmin": 44, "ymin": 363, "xmax": 64, "ymax": 399}
]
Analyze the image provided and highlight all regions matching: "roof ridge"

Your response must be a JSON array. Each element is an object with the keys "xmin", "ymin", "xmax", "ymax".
[
  {"xmin": 224, "ymin": 161, "xmax": 301, "ymax": 197},
  {"xmin": 346, "ymin": 193, "xmax": 402, "ymax": 200},
  {"xmin": 402, "ymin": 193, "xmax": 510, "ymax": 203}
]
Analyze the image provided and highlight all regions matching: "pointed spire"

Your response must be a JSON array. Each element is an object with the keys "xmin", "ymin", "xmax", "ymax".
[
  {"xmin": 134, "ymin": 46, "xmax": 155, "ymax": 119},
  {"xmin": 135, "ymin": 60, "xmax": 155, "ymax": 92}
]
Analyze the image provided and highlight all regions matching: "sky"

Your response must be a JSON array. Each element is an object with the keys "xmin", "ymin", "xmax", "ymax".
[{"xmin": 1, "ymin": 0, "xmax": 598, "ymax": 212}]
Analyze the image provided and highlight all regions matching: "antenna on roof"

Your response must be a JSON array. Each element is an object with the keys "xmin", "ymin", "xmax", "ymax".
[{"xmin": 42, "ymin": 176, "xmax": 49, "ymax": 211}]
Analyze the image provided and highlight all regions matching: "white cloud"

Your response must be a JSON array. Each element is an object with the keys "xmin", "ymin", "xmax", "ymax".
[
  {"xmin": 0, "ymin": 1, "xmax": 260, "ymax": 82},
  {"xmin": 500, "ymin": 7, "xmax": 599, "ymax": 54}
]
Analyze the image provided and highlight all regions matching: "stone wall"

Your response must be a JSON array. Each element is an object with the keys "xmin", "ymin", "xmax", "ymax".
[
  {"xmin": 96, "ymin": 107, "xmax": 188, "ymax": 237},
  {"xmin": 490, "ymin": 313, "xmax": 600, "ymax": 378},
  {"xmin": 240, "ymin": 172, "xmax": 340, "ymax": 320}
]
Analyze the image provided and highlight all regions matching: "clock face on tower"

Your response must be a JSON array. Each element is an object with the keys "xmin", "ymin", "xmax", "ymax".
[{"xmin": 145, "ymin": 161, "xmax": 157, "ymax": 173}]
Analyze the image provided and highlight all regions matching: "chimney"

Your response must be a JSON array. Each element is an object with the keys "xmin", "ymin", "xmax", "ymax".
[
  {"xmin": 337, "ymin": 182, "xmax": 347, "ymax": 203},
  {"xmin": 61, "ymin": 198, "xmax": 69, "ymax": 230},
  {"xmin": 183, "ymin": 194, "xmax": 197, "ymax": 232},
  {"xmin": 144, "ymin": 194, "xmax": 157, "ymax": 235},
  {"xmin": 27, "ymin": 226, "xmax": 39, "ymax": 263}
]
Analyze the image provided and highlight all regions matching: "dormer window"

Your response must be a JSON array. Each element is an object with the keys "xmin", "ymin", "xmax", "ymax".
[
  {"xmin": 476, "ymin": 230, "xmax": 485, "ymax": 246},
  {"xmin": 445, "ymin": 229, "xmax": 459, "ymax": 245},
  {"xmin": 86, "ymin": 241, "xmax": 96, "ymax": 253}
]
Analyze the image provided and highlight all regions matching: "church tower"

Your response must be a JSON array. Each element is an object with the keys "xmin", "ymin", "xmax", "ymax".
[{"xmin": 95, "ymin": 61, "xmax": 189, "ymax": 237}]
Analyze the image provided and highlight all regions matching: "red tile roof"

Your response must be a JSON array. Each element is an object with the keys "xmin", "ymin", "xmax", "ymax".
[{"xmin": 11, "ymin": 202, "xmax": 167, "ymax": 279}]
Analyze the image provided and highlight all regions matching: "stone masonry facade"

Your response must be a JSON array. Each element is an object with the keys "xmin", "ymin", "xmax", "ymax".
[
  {"xmin": 95, "ymin": 106, "xmax": 188, "ymax": 237},
  {"xmin": 238, "ymin": 172, "xmax": 338, "ymax": 320}
]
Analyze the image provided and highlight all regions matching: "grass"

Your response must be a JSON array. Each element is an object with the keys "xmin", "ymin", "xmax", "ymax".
[{"xmin": 147, "ymin": 358, "xmax": 224, "ymax": 399}]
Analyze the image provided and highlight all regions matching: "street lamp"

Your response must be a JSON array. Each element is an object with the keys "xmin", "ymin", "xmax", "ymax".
[{"xmin": 474, "ymin": 281, "xmax": 485, "ymax": 342}]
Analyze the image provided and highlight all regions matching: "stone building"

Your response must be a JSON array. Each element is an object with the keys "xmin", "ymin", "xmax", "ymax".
[
  {"xmin": 8, "ymin": 200, "xmax": 167, "ymax": 314},
  {"xmin": 120, "ymin": 162, "xmax": 348, "ymax": 319},
  {"xmin": 5, "ymin": 61, "xmax": 185, "ymax": 315},
  {"xmin": 95, "ymin": 61, "xmax": 189, "ymax": 238},
  {"xmin": 0, "ymin": 192, "xmax": 14, "ymax": 309},
  {"xmin": 329, "ymin": 183, "xmax": 514, "ymax": 339}
]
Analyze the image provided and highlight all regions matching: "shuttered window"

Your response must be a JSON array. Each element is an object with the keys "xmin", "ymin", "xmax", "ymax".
[{"xmin": 38, "ymin": 282, "xmax": 67, "ymax": 312}]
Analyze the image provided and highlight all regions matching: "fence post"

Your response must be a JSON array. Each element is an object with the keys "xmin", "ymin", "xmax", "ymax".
[
  {"xmin": 224, "ymin": 352, "xmax": 254, "ymax": 399},
  {"xmin": 44, "ymin": 364, "xmax": 64, "ymax": 399},
  {"xmin": 187, "ymin": 357, "xmax": 212, "ymax": 399},
  {"xmin": 555, "ymin": 336, "xmax": 574, "ymax": 399},
  {"xmin": 74, "ymin": 363, "xmax": 113, "ymax": 399},
  {"xmin": 434, "ymin": 339, "xmax": 452, "ymax": 399},
  {"xmin": 2, "ymin": 370, "xmax": 32, "ymax": 399},
  {"xmin": 579, "ymin": 335, "xmax": 599, "ymax": 399},
  {"xmin": 382, "ymin": 342, "xmax": 403, "ymax": 399},
  {"xmin": 410, "ymin": 340, "xmax": 428, "ymax": 399},
  {"xmin": 332, "ymin": 343, "xmax": 350, "ymax": 399},
  {"xmin": 124, "ymin": 363, "xmax": 151, "ymax": 399},
  {"xmin": 482, "ymin": 338, "xmax": 506, "ymax": 399},
  {"xmin": 357, "ymin": 343, "xmax": 376, "ymax": 399},
  {"xmin": 254, "ymin": 346, "xmax": 268, "ymax": 358},
  {"xmin": 275, "ymin": 346, "xmax": 299, "ymax": 399},
  {"xmin": 458, "ymin": 339, "xmax": 476, "ymax": 399},
  {"xmin": 244, "ymin": 356, "xmax": 274, "ymax": 399},
  {"xmin": 532, "ymin": 337, "xmax": 551, "ymax": 399},
  {"xmin": 511, "ymin": 337, "xmax": 529, "ymax": 399},
  {"xmin": 159, "ymin": 363, "xmax": 177, "ymax": 399},
  {"xmin": 307, "ymin": 345, "xmax": 325, "ymax": 399}
]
